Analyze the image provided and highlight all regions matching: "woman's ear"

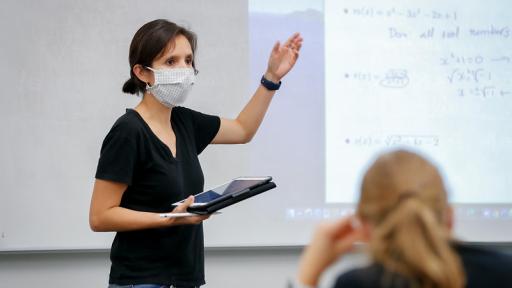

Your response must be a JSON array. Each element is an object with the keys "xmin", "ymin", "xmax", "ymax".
[{"xmin": 133, "ymin": 64, "xmax": 154, "ymax": 86}]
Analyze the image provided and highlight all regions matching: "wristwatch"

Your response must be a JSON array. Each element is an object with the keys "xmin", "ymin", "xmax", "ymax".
[{"xmin": 260, "ymin": 75, "xmax": 281, "ymax": 91}]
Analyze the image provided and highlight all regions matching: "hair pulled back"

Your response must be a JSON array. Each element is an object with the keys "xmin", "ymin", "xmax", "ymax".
[
  {"xmin": 122, "ymin": 19, "xmax": 197, "ymax": 95},
  {"xmin": 358, "ymin": 150, "xmax": 465, "ymax": 288}
]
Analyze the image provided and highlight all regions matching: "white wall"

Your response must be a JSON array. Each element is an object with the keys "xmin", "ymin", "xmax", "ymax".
[
  {"xmin": 0, "ymin": 0, "xmax": 252, "ymax": 252},
  {"xmin": 1, "ymin": 245, "xmax": 510, "ymax": 287},
  {"xmin": 0, "ymin": 248, "xmax": 367, "ymax": 288}
]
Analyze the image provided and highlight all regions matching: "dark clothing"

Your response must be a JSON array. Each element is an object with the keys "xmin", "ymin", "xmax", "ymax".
[
  {"xmin": 95, "ymin": 107, "xmax": 220, "ymax": 286},
  {"xmin": 334, "ymin": 243, "xmax": 512, "ymax": 288}
]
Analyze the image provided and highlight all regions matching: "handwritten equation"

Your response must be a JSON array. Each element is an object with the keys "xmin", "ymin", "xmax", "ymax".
[
  {"xmin": 334, "ymin": 5, "xmax": 512, "ymax": 101},
  {"xmin": 387, "ymin": 26, "xmax": 511, "ymax": 40},
  {"xmin": 457, "ymin": 86, "xmax": 511, "ymax": 98},
  {"xmin": 447, "ymin": 68, "xmax": 491, "ymax": 84},
  {"xmin": 345, "ymin": 7, "xmax": 457, "ymax": 21},
  {"xmin": 440, "ymin": 54, "xmax": 512, "ymax": 66},
  {"xmin": 346, "ymin": 69, "xmax": 409, "ymax": 88},
  {"xmin": 440, "ymin": 53, "xmax": 511, "ymax": 98}
]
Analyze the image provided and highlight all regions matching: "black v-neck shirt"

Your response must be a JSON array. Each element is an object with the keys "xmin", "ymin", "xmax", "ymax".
[{"xmin": 95, "ymin": 107, "xmax": 220, "ymax": 286}]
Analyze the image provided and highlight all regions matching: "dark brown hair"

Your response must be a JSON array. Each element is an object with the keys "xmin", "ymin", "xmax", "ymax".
[{"xmin": 122, "ymin": 19, "xmax": 197, "ymax": 95}]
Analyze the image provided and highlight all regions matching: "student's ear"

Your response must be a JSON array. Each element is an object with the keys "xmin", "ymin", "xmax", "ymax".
[
  {"xmin": 445, "ymin": 205, "xmax": 454, "ymax": 232},
  {"xmin": 359, "ymin": 220, "xmax": 372, "ymax": 243}
]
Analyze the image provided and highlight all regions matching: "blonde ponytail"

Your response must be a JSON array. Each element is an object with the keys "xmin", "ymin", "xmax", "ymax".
[
  {"xmin": 370, "ymin": 196, "xmax": 465, "ymax": 288},
  {"xmin": 357, "ymin": 150, "xmax": 466, "ymax": 288}
]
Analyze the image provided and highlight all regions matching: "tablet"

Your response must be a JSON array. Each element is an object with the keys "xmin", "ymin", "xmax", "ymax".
[{"xmin": 173, "ymin": 176, "xmax": 276, "ymax": 214}]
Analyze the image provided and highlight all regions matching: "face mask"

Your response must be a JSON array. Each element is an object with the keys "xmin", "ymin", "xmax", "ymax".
[{"xmin": 145, "ymin": 67, "xmax": 195, "ymax": 108}]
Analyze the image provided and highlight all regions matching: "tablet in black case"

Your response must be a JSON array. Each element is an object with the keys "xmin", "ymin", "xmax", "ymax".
[{"xmin": 186, "ymin": 181, "xmax": 277, "ymax": 215}]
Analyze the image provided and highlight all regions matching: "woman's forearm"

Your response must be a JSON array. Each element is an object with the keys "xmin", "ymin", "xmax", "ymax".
[
  {"xmin": 235, "ymin": 83, "xmax": 277, "ymax": 142},
  {"xmin": 89, "ymin": 206, "xmax": 169, "ymax": 232}
]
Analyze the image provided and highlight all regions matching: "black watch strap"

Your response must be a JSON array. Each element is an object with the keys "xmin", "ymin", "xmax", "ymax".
[{"xmin": 260, "ymin": 75, "xmax": 281, "ymax": 91}]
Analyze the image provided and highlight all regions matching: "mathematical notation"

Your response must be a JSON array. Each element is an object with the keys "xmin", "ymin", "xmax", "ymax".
[
  {"xmin": 456, "ymin": 86, "xmax": 511, "ymax": 98},
  {"xmin": 345, "ymin": 7, "xmax": 457, "ymax": 21},
  {"xmin": 346, "ymin": 69, "xmax": 409, "ymax": 88},
  {"xmin": 345, "ymin": 135, "xmax": 439, "ymax": 147}
]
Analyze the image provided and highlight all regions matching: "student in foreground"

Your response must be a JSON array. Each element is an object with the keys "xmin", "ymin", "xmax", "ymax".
[{"xmin": 297, "ymin": 150, "xmax": 512, "ymax": 288}]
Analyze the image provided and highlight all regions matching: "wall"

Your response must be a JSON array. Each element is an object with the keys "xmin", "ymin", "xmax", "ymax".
[
  {"xmin": 0, "ymin": 0, "xmax": 251, "ymax": 252},
  {"xmin": 0, "ymin": 248, "xmax": 359, "ymax": 287},
  {"xmin": 1, "ymin": 244, "xmax": 511, "ymax": 287}
]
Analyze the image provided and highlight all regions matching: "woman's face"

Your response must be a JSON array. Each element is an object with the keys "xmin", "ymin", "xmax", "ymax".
[{"xmin": 147, "ymin": 34, "xmax": 194, "ymax": 84}]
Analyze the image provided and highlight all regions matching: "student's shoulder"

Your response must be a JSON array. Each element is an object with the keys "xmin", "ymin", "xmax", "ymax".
[
  {"xmin": 456, "ymin": 242, "xmax": 512, "ymax": 267},
  {"xmin": 455, "ymin": 242, "xmax": 512, "ymax": 286},
  {"xmin": 334, "ymin": 263, "xmax": 413, "ymax": 288},
  {"xmin": 333, "ymin": 264, "xmax": 384, "ymax": 288}
]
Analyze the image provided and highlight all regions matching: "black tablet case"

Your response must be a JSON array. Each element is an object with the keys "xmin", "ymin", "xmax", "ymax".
[{"xmin": 187, "ymin": 181, "xmax": 276, "ymax": 215}]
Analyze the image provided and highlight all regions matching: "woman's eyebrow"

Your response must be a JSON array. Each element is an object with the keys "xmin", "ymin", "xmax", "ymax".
[{"xmin": 166, "ymin": 53, "xmax": 193, "ymax": 59}]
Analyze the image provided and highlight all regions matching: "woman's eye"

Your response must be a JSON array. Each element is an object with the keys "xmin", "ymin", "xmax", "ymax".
[
  {"xmin": 186, "ymin": 58, "xmax": 193, "ymax": 65},
  {"xmin": 166, "ymin": 59, "xmax": 175, "ymax": 65}
]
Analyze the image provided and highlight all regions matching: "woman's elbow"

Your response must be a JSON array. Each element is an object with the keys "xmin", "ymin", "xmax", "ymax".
[
  {"xmin": 89, "ymin": 214, "xmax": 106, "ymax": 232},
  {"xmin": 233, "ymin": 120, "xmax": 255, "ymax": 144},
  {"xmin": 239, "ymin": 128, "xmax": 255, "ymax": 144},
  {"xmin": 241, "ymin": 134, "xmax": 253, "ymax": 144}
]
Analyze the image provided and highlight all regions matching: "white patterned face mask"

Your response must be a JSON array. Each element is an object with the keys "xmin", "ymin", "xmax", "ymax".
[{"xmin": 145, "ymin": 67, "xmax": 195, "ymax": 108}]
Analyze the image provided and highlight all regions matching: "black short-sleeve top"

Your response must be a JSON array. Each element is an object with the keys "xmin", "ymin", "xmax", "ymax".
[{"xmin": 95, "ymin": 107, "xmax": 220, "ymax": 286}]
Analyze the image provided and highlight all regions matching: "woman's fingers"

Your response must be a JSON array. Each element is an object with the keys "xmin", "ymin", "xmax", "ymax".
[
  {"xmin": 276, "ymin": 33, "xmax": 302, "ymax": 56},
  {"xmin": 333, "ymin": 226, "xmax": 365, "ymax": 254},
  {"xmin": 328, "ymin": 216, "xmax": 365, "ymax": 254},
  {"xmin": 283, "ymin": 32, "xmax": 301, "ymax": 48},
  {"xmin": 267, "ymin": 33, "xmax": 303, "ymax": 79},
  {"xmin": 172, "ymin": 196, "xmax": 194, "ymax": 213},
  {"xmin": 272, "ymin": 41, "xmax": 280, "ymax": 54},
  {"xmin": 311, "ymin": 216, "xmax": 363, "ymax": 253},
  {"xmin": 294, "ymin": 39, "xmax": 303, "ymax": 51},
  {"xmin": 177, "ymin": 214, "xmax": 210, "ymax": 225},
  {"xmin": 328, "ymin": 216, "xmax": 356, "ymax": 237},
  {"xmin": 286, "ymin": 37, "xmax": 302, "ymax": 61},
  {"xmin": 164, "ymin": 196, "xmax": 214, "ymax": 225},
  {"xmin": 297, "ymin": 217, "xmax": 354, "ymax": 286}
]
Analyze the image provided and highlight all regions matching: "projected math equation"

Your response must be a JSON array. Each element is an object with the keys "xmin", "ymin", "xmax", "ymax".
[
  {"xmin": 335, "ymin": 5, "xmax": 511, "ymax": 100},
  {"xmin": 345, "ymin": 7, "xmax": 458, "ymax": 21},
  {"xmin": 441, "ymin": 53, "xmax": 512, "ymax": 98},
  {"xmin": 346, "ymin": 69, "xmax": 409, "ymax": 88},
  {"xmin": 345, "ymin": 135, "xmax": 440, "ymax": 147},
  {"xmin": 325, "ymin": 0, "xmax": 512, "ymax": 204}
]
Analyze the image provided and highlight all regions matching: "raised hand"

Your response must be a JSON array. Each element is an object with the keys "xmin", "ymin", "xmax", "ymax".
[
  {"xmin": 265, "ymin": 33, "xmax": 303, "ymax": 82},
  {"xmin": 297, "ymin": 215, "xmax": 365, "ymax": 286}
]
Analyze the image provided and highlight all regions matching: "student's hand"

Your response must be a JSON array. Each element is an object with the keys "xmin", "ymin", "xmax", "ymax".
[
  {"xmin": 265, "ymin": 33, "xmax": 303, "ymax": 83},
  {"xmin": 167, "ymin": 196, "xmax": 210, "ymax": 225},
  {"xmin": 297, "ymin": 215, "xmax": 365, "ymax": 286}
]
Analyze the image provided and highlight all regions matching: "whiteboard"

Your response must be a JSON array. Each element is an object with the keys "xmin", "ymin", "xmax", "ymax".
[
  {"xmin": 0, "ymin": 0, "xmax": 253, "ymax": 251},
  {"xmin": 1, "ymin": 0, "xmax": 512, "ymax": 251}
]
